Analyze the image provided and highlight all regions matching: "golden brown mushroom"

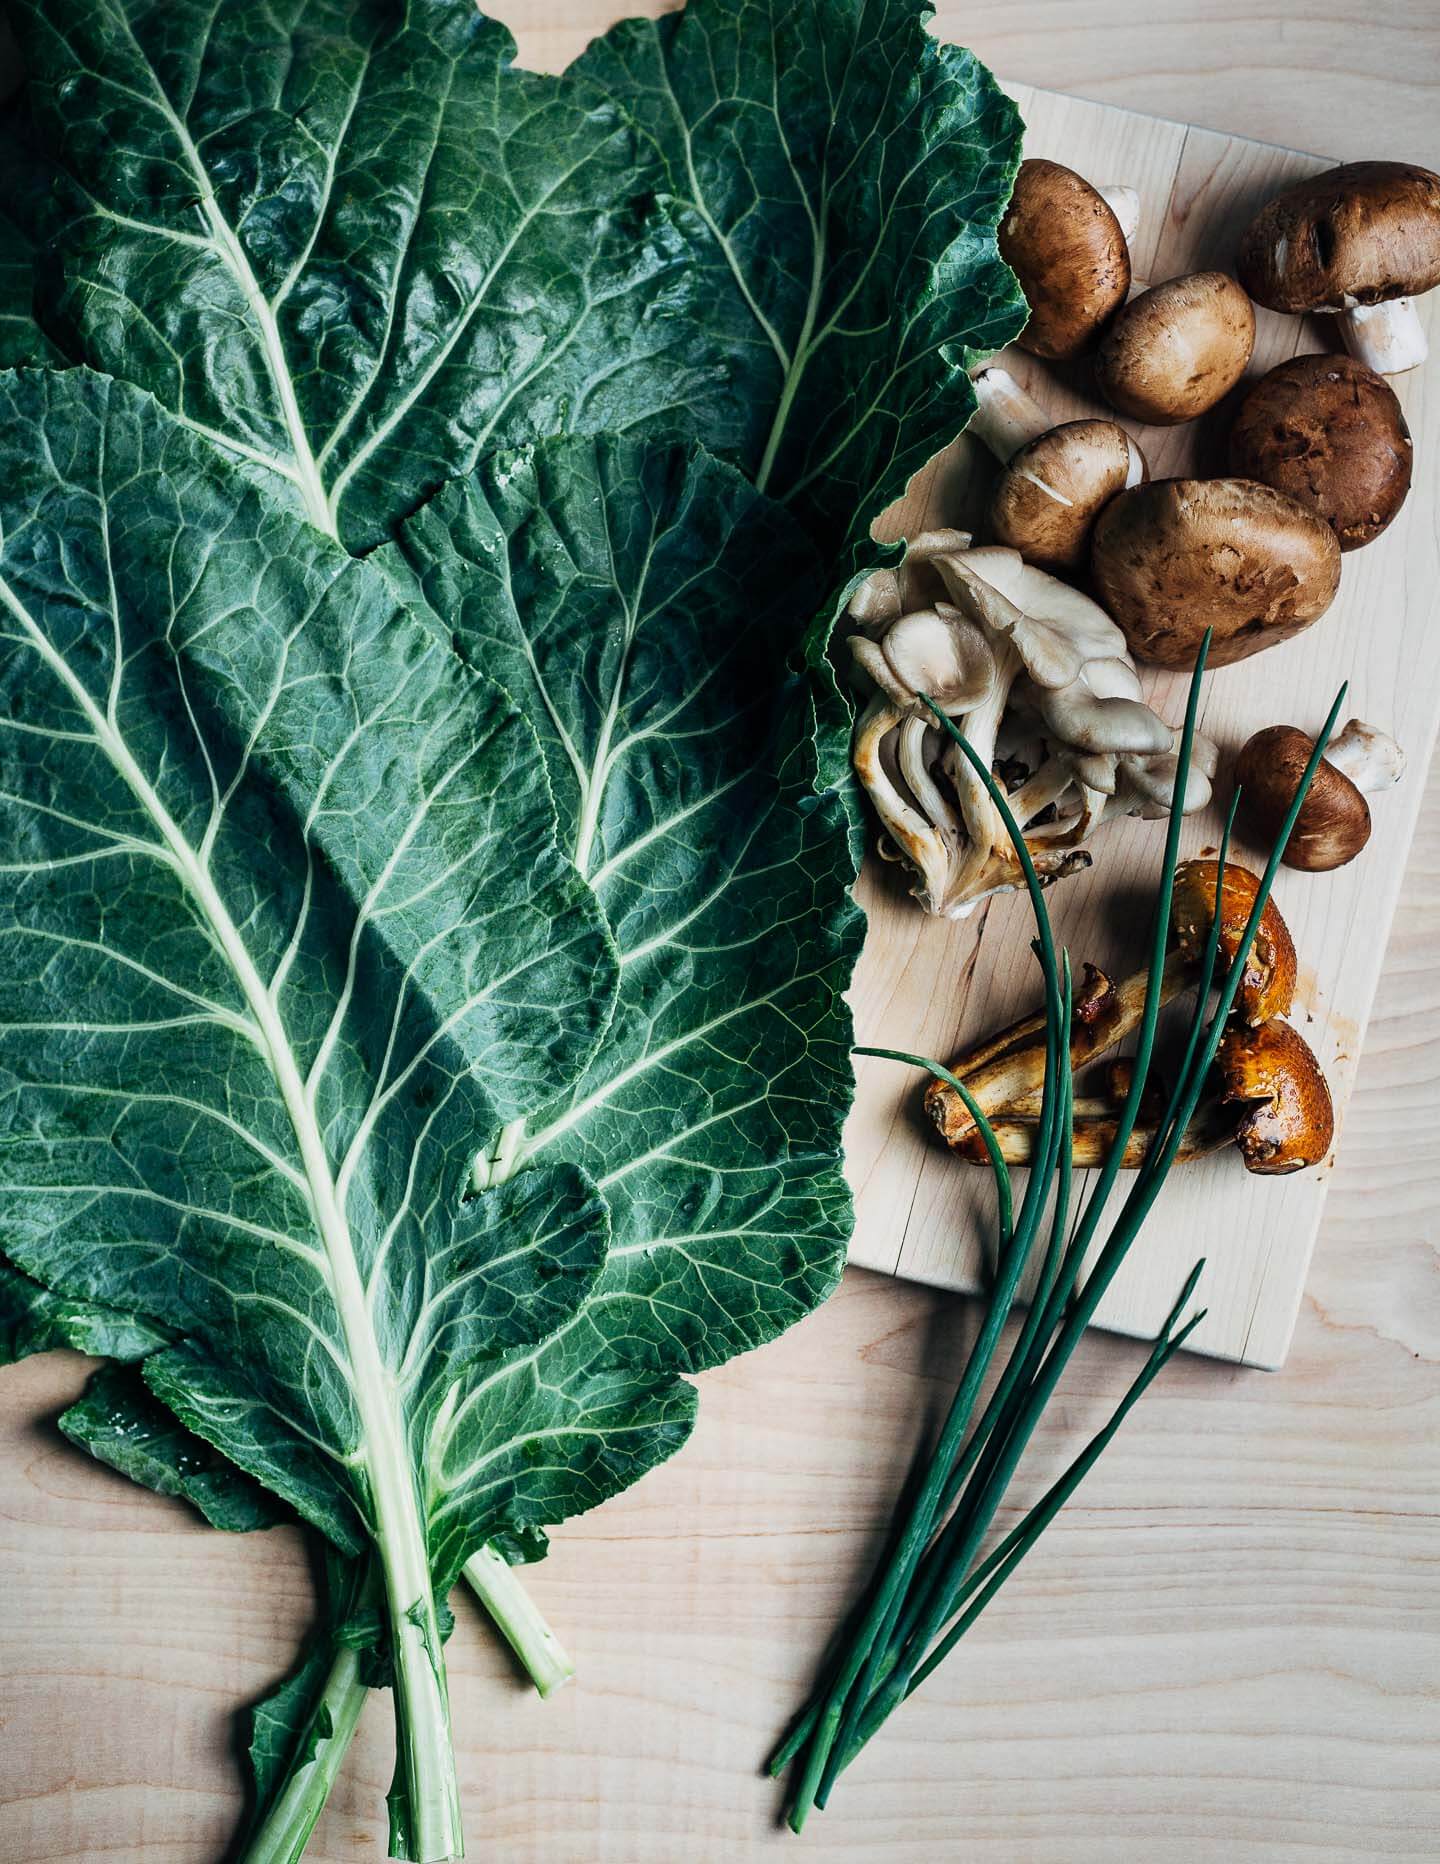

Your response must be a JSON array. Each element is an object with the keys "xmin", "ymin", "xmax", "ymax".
[
  {"xmin": 1217, "ymin": 1019, "xmax": 1335, "ymax": 1174},
  {"xmin": 924, "ymin": 858, "xmax": 1297, "ymax": 1146},
  {"xmin": 1095, "ymin": 272, "xmax": 1256, "ymax": 426},
  {"xmin": 1169, "ymin": 858, "xmax": 1297, "ymax": 1026},
  {"xmin": 1090, "ymin": 478, "xmax": 1343, "ymax": 669}
]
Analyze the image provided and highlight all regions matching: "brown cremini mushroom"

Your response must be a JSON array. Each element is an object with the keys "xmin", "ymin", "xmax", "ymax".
[
  {"xmin": 1095, "ymin": 272, "xmax": 1256, "ymax": 426},
  {"xmin": 968, "ymin": 368, "xmax": 1148, "ymax": 573},
  {"xmin": 1090, "ymin": 478, "xmax": 1343, "ymax": 668},
  {"xmin": 1235, "ymin": 718, "xmax": 1406, "ymax": 871},
  {"xmin": 1228, "ymin": 353, "xmax": 1413, "ymax": 550},
  {"xmin": 1217, "ymin": 1019, "xmax": 1334, "ymax": 1174},
  {"xmin": 1236, "ymin": 161, "xmax": 1440, "ymax": 374},
  {"xmin": 999, "ymin": 159, "xmax": 1132, "ymax": 360}
]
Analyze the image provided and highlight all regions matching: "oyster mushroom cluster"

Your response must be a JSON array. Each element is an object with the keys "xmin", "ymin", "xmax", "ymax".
[
  {"xmin": 926, "ymin": 860, "xmax": 1335, "ymax": 1176},
  {"xmin": 848, "ymin": 537, "xmax": 1215, "ymax": 917}
]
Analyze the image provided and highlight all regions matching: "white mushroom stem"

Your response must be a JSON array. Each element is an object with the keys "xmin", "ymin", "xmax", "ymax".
[
  {"xmin": 852, "ymin": 695, "xmax": 955, "ymax": 907},
  {"xmin": 897, "ymin": 715, "xmax": 961, "ymax": 835},
  {"xmin": 1097, "ymin": 184, "xmax": 1141, "ymax": 244},
  {"xmin": 968, "ymin": 367, "xmax": 1051, "ymax": 461},
  {"xmin": 1338, "ymin": 298, "xmax": 1429, "ymax": 375},
  {"xmin": 1324, "ymin": 718, "xmax": 1407, "ymax": 791}
]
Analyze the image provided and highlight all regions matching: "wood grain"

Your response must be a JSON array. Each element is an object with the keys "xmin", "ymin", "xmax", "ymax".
[
  {"xmin": 844, "ymin": 89, "xmax": 1440, "ymax": 1370},
  {"xmin": 3, "ymin": 5, "xmax": 1438, "ymax": 1861}
]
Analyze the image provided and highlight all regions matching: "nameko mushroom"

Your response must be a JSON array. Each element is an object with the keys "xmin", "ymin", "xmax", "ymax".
[
  {"xmin": 924, "ymin": 859, "xmax": 1332, "ymax": 1173},
  {"xmin": 848, "ymin": 546, "xmax": 1210, "ymax": 916},
  {"xmin": 968, "ymin": 367, "xmax": 1148, "ymax": 572},
  {"xmin": 1236, "ymin": 161, "xmax": 1440, "ymax": 374}
]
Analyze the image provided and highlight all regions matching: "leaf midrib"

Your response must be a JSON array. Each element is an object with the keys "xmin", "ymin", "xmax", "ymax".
[
  {"xmin": 107, "ymin": 8, "xmax": 335, "ymax": 536},
  {"xmin": 0, "ymin": 562, "xmax": 438, "ymax": 1621}
]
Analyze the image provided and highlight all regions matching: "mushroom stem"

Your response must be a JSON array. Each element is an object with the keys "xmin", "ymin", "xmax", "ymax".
[
  {"xmin": 1097, "ymin": 184, "xmax": 1141, "ymax": 244},
  {"xmin": 949, "ymin": 1098, "xmax": 1234, "ymax": 1168},
  {"xmin": 852, "ymin": 694, "xmax": 955, "ymax": 911},
  {"xmin": 924, "ymin": 948, "xmax": 1191, "ymax": 1146},
  {"xmin": 1323, "ymin": 718, "xmax": 1407, "ymax": 792},
  {"xmin": 1338, "ymin": 297, "xmax": 1429, "ymax": 374},
  {"xmin": 968, "ymin": 367, "xmax": 1051, "ymax": 462}
]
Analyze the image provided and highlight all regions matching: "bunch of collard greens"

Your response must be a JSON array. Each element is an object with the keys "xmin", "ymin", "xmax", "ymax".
[{"xmin": 0, "ymin": 0, "xmax": 1025, "ymax": 1855}]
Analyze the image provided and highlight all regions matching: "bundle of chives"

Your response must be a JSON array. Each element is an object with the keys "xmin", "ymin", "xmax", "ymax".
[{"xmin": 772, "ymin": 640, "xmax": 1346, "ymax": 1829}]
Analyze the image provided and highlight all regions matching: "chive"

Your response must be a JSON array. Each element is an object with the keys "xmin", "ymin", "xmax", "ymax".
[
  {"xmin": 853, "ymin": 1047, "xmax": 1015, "ymax": 1249},
  {"xmin": 773, "ymin": 640, "xmax": 1348, "ymax": 1827}
]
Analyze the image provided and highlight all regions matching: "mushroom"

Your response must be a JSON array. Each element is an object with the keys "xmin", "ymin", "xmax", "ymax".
[
  {"xmin": 847, "ymin": 547, "xmax": 1200, "ymax": 916},
  {"xmin": 967, "ymin": 368, "xmax": 1148, "ymax": 573},
  {"xmin": 1169, "ymin": 858, "xmax": 1297, "ymax": 1026},
  {"xmin": 1228, "ymin": 353, "xmax": 1413, "ymax": 550},
  {"xmin": 1234, "ymin": 718, "xmax": 1406, "ymax": 871},
  {"xmin": 924, "ymin": 856, "xmax": 1294, "ymax": 1146},
  {"xmin": 1095, "ymin": 272, "xmax": 1256, "ymax": 425},
  {"xmin": 941, "ymin": 1017, "xmax": 1332, "ymax": 1173},
  {"xmin": 927, "ymin": 857, "xmax": 1329, "ymax": 1175},
  {"xmin": 1217, "ymin": 1019, "xmax": 1334, "ymax": 1174},
  {"xmin": 1236, "ymin": 162, "xmax": 1440, "ymax": 374},
  {"xmin": 998, "ymin": 159, "xmax": 1133, "ymax": 360},
  {"xmin": 1090, "ymin": 478, "xmax": 1343, "ymax": 668},
  {"xmin": 845, "ymin": 528, "xmax": 976, "ymax": 637}
]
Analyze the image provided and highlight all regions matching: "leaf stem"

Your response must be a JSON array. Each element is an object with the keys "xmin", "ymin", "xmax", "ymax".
[
  {"xmin": 463, "ymin": 1544, "xmax": 574, "ymax": 1697},
  {"xmin": 240, "ymin": 1644, "xmax": 369, "ymax": 1864}
]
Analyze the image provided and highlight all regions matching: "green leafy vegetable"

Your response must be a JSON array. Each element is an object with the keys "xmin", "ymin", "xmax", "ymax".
[
  {"xmin": 572, "ymin": 0, "xmax": 1025, "ymax": 541},
  {"xmin": 0, "ymin": 0, "xmax": 1029, "ymax": 1850},
  {"xmin": 0, "ymin": 366, "xmax": 631, "ymax": 1855},
  {"xmin": 60, "ymin": 1361, "xmax": 289, "ymax": 1532},
  {"xmin": 10, "ymin": 0, "xmax": 744, "ymax": 551},
  {"xmin": 10, "ymin": 0, "xmax": 1024, "ymax": 559}
]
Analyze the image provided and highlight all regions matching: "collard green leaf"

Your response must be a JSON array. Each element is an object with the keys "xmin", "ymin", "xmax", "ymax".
[
  {"xmin": 395, "ymin": 434, "xmax": 860, "ymax": 1582},
  {"xmin": 0, "ymin": 365, "xmax": 661, "ymax": 1846},
  {"xmin": 9, "ymin": 0, "xmax": 1024, "ymax": 562},
  {"xmin": 0, "ymin": 1253, "xmax": 168, "ymax": 1364},
  {"xmin": 572, "ymin": 0, "xmax": 1027, "ymax": 546},
  {"xmin": 8, "ymin": 0, "xmax": 742, "ymax": 551},
  {"xmin": 60, "ymin": 1362, "xmax": 288, "ymax": 1532}
]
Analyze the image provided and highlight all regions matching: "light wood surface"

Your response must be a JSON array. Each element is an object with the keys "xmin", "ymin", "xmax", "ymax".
[
  {"xmin": 845, "ymin": 89, "xmax": 1440, "ymax": 1370},
  {"xmin": 3, "ymin": 5, "xmax": 1438, "ymax": 1861}
]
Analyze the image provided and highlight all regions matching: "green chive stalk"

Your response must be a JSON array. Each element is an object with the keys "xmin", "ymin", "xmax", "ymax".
[{"xmin": 772, "ymin": 641, "xmax": 1347, "ymax": 1826}]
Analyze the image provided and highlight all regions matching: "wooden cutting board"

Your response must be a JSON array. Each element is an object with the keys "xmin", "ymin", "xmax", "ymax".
[{"xmin": 845, "ymin": 82, "xmax": 1440, "ymax": 1369}]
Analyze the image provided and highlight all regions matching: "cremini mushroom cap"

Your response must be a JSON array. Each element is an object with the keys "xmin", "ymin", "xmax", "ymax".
[
  {"xmin": 1236, "ymin": 161, "xmax": 1440, "ymax": 312},
  {"xmin": 1090, "ymin": 478, "xmax": 1343, "ymax": 668},
  {"xmin": 1170, "ymin": 858, "xmax": 1297, "ymax": 1025},
  {"xmin": 1218, "ymin": 1019, "xmax": 1335, "ymax": 1174},
  {"xmin": 1235, "ymin": 723, "xmax": 1373, "ymax": 871},
  {"xmin": 987, "ymin": 419, "xmax": 1148, "ymax": 573},
  {"xmin": 1228, "ymin": 353, "xmax": 1413, "ymax": 550},
  {"xmin": 1096, "ymin": 272, "xmax": 1256, "ymax": 426},
  {"xmin": 999, "ymin": 159, "xmax": 1132, "ymax": 361}
]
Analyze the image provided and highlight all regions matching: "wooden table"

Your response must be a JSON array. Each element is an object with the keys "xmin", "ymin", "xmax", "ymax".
[{"xmin": 4, "ymin": 5, "xmax": 1437, "ymax": 1859}]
